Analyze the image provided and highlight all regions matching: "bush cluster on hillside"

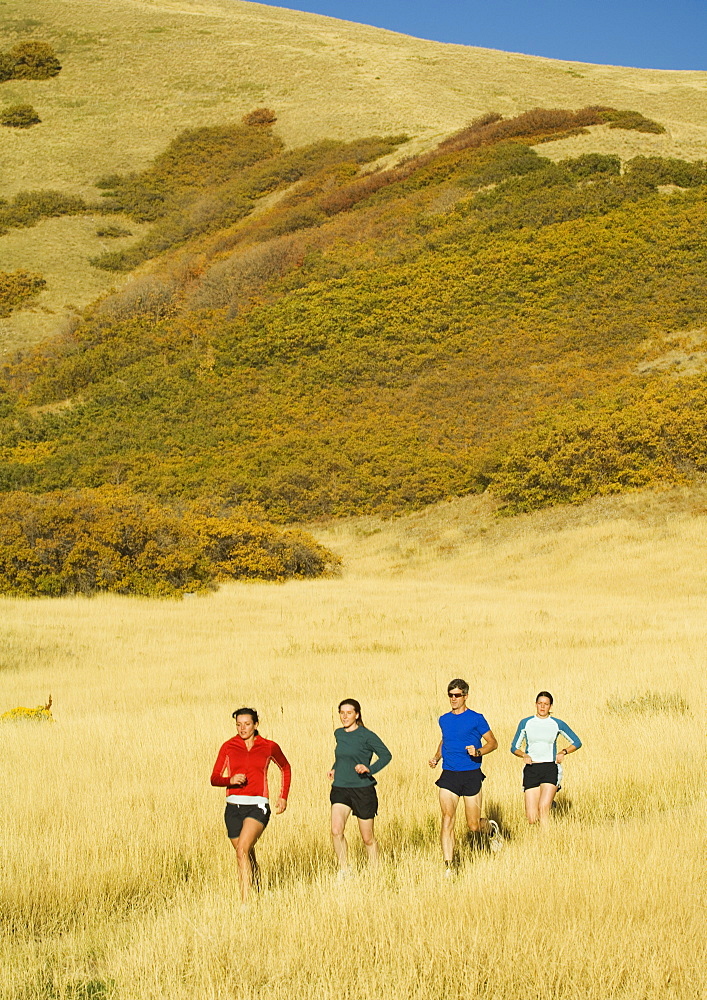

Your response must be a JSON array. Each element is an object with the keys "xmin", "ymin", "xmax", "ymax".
[
  {"xmin": 0, "ymin": 41, "xmax": 61, "ymax": 82},
  {"xmin": 1, "ymin": 107, "xmax": 705, "ymax": 521},
  {"xmin": 598, "ymin": 108, "xmax": 666, "ymax": 134},
  {"xmin": 488, "ymin": 377, "xmax": 707, "ymax": 512},
  {"xmin": 0, "ymin": 270, "xmax": 46, "ymax": 316},
  {"xmin": 0, "ymin": 190, "xmax": 87, "ymax": 236},
  {"xmin": 0, "ymin": 103, "xmax": 40, "ymax": 128},
  {"xmin": 92, "ymin": 124, "xmax": 407, "ymax": 270},
  {"xmin": 0, "ymin": 488, "xmax": 339, "ymax": 597}
]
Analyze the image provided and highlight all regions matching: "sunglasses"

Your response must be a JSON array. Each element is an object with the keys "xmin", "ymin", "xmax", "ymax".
[{"xmin": 448, "ymin": 691, "xmax": 465, "ymax": 698}]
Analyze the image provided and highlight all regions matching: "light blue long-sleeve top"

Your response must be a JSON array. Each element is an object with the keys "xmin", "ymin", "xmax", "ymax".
[{"xmin": 510, "ymin": 715, "xmax": 581, "ymax": 762}]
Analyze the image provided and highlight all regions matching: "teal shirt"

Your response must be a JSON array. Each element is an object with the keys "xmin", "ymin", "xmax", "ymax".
[{"xmin": 331, "ymin": 726, "xmax": 392, "ymax": 787}]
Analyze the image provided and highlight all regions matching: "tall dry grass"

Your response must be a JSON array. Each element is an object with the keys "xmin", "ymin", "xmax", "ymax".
[{"xmin": 1, "ymin": 490, "xmax": 706, "ymax": 999}]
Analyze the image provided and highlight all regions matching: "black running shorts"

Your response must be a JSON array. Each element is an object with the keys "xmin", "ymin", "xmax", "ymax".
[
  {"xmin": 522, "ymin": 762, "xmax": 559, "ymax": 790},
  {"xmin": 330, "ymin": 784, "xmax": 378, "ymax": 819},
  {"xmin": 224, "ymin": 802, "xmax": 271, "ymax": 838},
  {"xmin": 435, "ymin": 769, "xmax": 485, "ymax": 797}
]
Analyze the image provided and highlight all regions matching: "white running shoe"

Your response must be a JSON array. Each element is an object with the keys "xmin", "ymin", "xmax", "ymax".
[
  {"xmin": 487, "ymin": 820, "xmax": 504, "ymax": 853},
  {"xmin": 336, "ymin": 868, "xmax": 353, "ymax": 883}
]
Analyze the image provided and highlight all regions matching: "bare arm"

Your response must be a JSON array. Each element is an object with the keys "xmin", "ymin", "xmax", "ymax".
[
  {"xmin": 428, "ymin": 740, "xmax": 442, "ymax": 768},
  {"xmin": 466, "ymin": 730, "xmax": 498, "ymax": 758}
]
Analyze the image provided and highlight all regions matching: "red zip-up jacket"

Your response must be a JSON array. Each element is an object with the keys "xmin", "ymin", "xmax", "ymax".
[{"xmin": 210, "ymin": 733, "xmax": 291, "ymax": 801}]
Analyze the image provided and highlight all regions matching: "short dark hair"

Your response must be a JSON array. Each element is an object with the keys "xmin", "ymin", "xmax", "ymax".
[
  {"xmin": 232, "ymin": 707, "xmax": 259, "ymax": 724},
  {"xmin": 535, "ymin": 691, "xmax": 553, "ymax": 706},
  {"xmin": 447, "ymin": 679, "xmax": 469, "ymax": 695},
  {"xmin": 338, "ymin": 698, "xmax": 364, "ymax": 727}
]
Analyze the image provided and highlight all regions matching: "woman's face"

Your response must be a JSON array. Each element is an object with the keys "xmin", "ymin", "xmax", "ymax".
[
  {"xmin": 536, "ymin": 696, "xmax": 552, "ymax": 718},
  {"xmin": 339, "ymin": 704, "xmax": 359, "ymax": 729},
  {"xmin": 236, "ymin": 714, "xmax": 257, "ymax": 740}
]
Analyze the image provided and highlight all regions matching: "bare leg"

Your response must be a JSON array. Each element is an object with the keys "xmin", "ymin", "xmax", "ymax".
[
  {"xmin": 439, "ymin": 788, "xmax": 459, "ymax": 862},
  {"xmin": 357, "ymin": 817, "xmax": 378, "ymax": 867},
  {"xmin": 537, "ymin": 783, "xmax": 558, "ymax": 828},
  {"xmin": 463, "ymin": 791, "xmax": 484, "ymax": 833},
  {"xmin": 331, "ymin": 803, "xmax": 352, "ymax": 870},
  {"xmin": 250, "ymin": 847, "xmax": 260, "ymax": 890},
  {"xmin": 230, "ymin": 817, "xmax": 265, "ymax": 903},
  {"xmin": 524, "ymin": 786, "xmax": 542, "ymax": 824}
]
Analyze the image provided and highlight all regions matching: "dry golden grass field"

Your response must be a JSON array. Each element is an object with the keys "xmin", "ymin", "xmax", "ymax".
[
  {"xmin": 1, "ymin": 487, "xmax": 706, "ymax": 999},
  {"xmin": 1, "ymin": 0, "xmax": 707, "ymax": 352}
]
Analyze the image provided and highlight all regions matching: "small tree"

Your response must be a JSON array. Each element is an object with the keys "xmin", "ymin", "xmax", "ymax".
[
  {"xmin": 6, "ymin": 41, "xmax": 61, "ymax": 79},
  {"xmin": 1, "ymin": 103, "xmax": 41, "ymax": 128}
]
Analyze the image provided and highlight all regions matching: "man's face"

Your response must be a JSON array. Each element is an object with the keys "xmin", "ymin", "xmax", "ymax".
[{"xmin": 448, "ymin": 688, "xmax": 467, "ymax": 711}]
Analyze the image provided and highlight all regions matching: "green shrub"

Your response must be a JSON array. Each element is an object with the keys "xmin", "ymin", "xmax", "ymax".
[
  {"xmin": 0, "ymin": 53, "xmax": 15, "ymax": 83},
  {"xmin": 560, "ymin": 153, "xmax": 621, "ymax": 178},
  {"xmin": 0, "ymin": 103, "xmax": 40, "ymax": 128},
  {"xmin": 0, "ymin": 270, "xmax": 46, "ymax": 316},
  {"xmin": 95, "ymin": 223, "xmax": 133, "ymax": 238},
  {"xmin": 96, "ymin": 123, "xmax": 284, "ymax": 222},
  {"xmin": 598, "ymin": 108, "xmax": 665, "ymax": 133},
  {"xmin": 4, "ymin": 41, "xmax": 61, "ymax": 79},
  {"xmin": 624, "ymin": 156, "xmax": 707, "ymax": 188},
  {"xmin": 0, "ymin": 190, "xmax": 87, "ymax": 235}
]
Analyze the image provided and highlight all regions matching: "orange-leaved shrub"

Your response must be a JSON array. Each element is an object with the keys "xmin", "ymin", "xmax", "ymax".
[
  {"xmin": 243, "ymin": 107, "xmax": 277, "ymax": 126},
  {"xmin": 488, "ymin": 377, "xmax": 707, "ymax": 513},
  {"xmin": 0, "ymin": 270, "xmax": 46, "ymax": 316},
  {"xmin": 0, "ymin": 488, "xmax": 339, "ymax": 597}
]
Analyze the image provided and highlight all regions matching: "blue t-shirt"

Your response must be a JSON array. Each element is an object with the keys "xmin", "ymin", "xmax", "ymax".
[{"xmin": 439, "ymin": 709, "xmax": 490, "ymax": 771}]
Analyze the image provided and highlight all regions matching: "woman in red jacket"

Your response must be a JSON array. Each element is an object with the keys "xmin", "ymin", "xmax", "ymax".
[{"xmin": 211, "ymin": 707, "xmax": 291, "ymax": 903}]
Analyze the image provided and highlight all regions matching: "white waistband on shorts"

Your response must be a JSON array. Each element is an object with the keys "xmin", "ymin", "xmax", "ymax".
[{"xmin": 226, "ymin": 795, "xmax": 270, "ymax": 811}]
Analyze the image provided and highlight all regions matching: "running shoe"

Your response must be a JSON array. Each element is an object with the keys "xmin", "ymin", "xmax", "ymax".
[{"xmin": 487, "ymin": 820, "xmax": 504, "ymax": 853}]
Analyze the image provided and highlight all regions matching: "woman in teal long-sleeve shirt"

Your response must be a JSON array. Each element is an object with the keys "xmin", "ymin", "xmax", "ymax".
[{"xmin": 327, "ymin": 698, "xmax": 392, "ymax": 877}]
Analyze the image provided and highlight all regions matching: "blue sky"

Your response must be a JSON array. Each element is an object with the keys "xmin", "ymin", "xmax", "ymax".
[{"xmin": 260, "ymin": 1, "xmax": 705, "ymax": 70}]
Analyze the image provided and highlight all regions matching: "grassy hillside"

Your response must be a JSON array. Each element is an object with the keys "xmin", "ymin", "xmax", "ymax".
[
  {"xmin": 1, "ymin": 0, "xmax": 706, "ymax": 351},
  {"xmin": 1, "ymin": 487, "xmax": 705, "ymax": 998},
  {"xmin": 1, "ymin": 109, "xmax": 706, "ymax": 525}
]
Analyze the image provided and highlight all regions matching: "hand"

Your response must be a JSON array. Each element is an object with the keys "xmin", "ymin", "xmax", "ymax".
[
  {"xmin": 428, "ymin": 757, "xmax": 440, "ymax": 768},
  {"xmin": 326, "ymin": 769, "xmax": 335, "ymax": 781},
  {"xmin": 466, "ymin": 745, "xmax": 478, "ymax": 757},
  {"xmin": 556, "ymin": 750, "xmax": 567, "ymax": 763},
  {"xmin": 275, "ymin": 797, "xmax": 287, "ymax": 815},
  {"xmin": 229, "ymin": 773, "xmax": 247, "ymax": 785},
  {"xmin": 354, "ymin": 764, "xmax": 370, "ymax": 774},
  {"xmin": 523, "ymin": 755, "xmax": 533, "ymax": 765}
]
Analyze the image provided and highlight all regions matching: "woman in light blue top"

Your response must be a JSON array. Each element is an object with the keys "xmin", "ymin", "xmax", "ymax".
[{"xmin": 510, "ymin": 691, "xmax": 582, "ymax": 827}]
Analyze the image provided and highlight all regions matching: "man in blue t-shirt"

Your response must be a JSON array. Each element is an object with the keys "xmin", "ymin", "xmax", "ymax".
[{"xmin": 429, "ymin": 678, "xmax": 503, "ymax": 868}]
